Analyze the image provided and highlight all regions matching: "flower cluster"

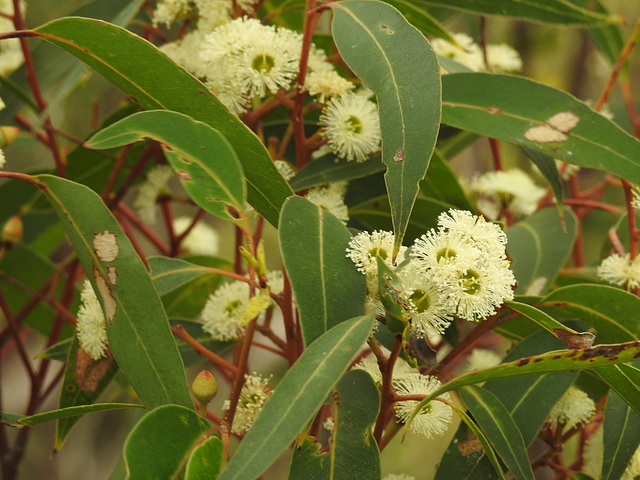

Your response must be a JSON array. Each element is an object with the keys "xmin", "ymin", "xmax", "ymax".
[
  {"xmin": 347, "ymin": 209, "xmax": 516, "ymax": 338},
  {"xmin": 223, "ymin": 373, "xmax": 272, "ymax": 434},
  {"xmin": 546, "ymin": 385, "xmax": 595, "ymax": 431},
  {"xmin": 134, "ymin": 164, "xmax": 174, "ymax": 224},
  {"xmin": 200, "ymin": 270, "xmax": 283, "ymax": 340},
  {"xmin": 353, "ymin": 355, "xmax": 453, "ymax": 440},
  {"xmin": 76, "ymin": 280, "xmax": 109, "ymax": 361},
  {"xmin": 432, "ymin": 32, "xmax": 522, "ymax": 73},
  {"xmin": 597, "ymin": 253, "xmax": 640, "ymax": 290},
  {"xmin": 465, "ymin": 168, "xmax": 546, "ymax": 220}
]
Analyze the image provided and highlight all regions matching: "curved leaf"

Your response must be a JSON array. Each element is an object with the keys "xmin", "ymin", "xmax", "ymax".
[
  {"xmin": 460, "ymin": 385, "xmax": 534, "ymax": 480},
  {"xmin": 279, "ymin": 196, "xmax": 365, "ymax": 346},
  {"xmin": 442, "ymin": 73, "xmax": 640, "ymax": 184},
  {"xmin": 218, "ymin": 315, "xmax": 375, "ymax": 480},
  {"xmin": 87, "ymin": 110, "xmax": 245, "ymax": 222},
  {"xmin": 290, "ymin": 155, "xmax": 385, "ymax": 192},
  {"xmin": 405, "ymin": 339, "xmax": 640, "ymax": 431},
  {"xmin": 185, "ymin": 436, "xmax": 225, "ymax": 480},
  {"xmin": 36, "ymin": 175, "xmax": 192, "ymax": 410},
  {"xmin": 506, "ymin": 207, "xmax": 577, "ymax": 296},
  {"xmin": 1, "ymin": 403, "xmax": 142, "ymax": 428},
  {"xmin": 415, "ymin": 0, "xmax": 621, "ymax": 26},
  {"xmin": 331, "ymin": 0, "xmax": 441, "ymax": 252},
  {"xmin": 125, "ymin": 405, "xmax": 212, "ymax": 479},
  {"xmin": 33, "ymin": 17, "xmax": 292, "ymax": 226},
  {"xmin": 595, "ymin": 364, "xmax": 640, "ymax": 417},
  {"xmin": 540, "ymin": 284, "xmax": 640, "ymax": 344}
]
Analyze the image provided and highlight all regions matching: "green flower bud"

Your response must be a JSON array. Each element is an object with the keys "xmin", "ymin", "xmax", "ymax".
[{"xmin": 192, "ymin": 370, "xmax": 218, "ymax": 416}]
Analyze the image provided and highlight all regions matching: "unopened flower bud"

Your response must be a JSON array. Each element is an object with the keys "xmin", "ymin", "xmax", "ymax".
[
  {"xmin": 192, "ymin": 370, "xmax": 217, "ymax": 416},
  {"xmin": 0, "ymin": 126, "xmax": 19, "ymax": 148},
  {"xmin": 2, "ymin": 216, "xmax": 22, "ymax": 245}
]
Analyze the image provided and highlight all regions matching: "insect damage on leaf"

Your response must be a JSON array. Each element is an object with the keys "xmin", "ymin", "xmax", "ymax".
[
  {"xmin": 524, "ymin": 111, "xmax": 580, "ymax": 143},
  {"xmin": 74, "ymin": 347, "xmax": 114, "ymax": 393},
  {"xmin": 554, "ymin": 328, "xmax": 595, "ymax": 350},
  {"xmin": 92, "ymin": 230, "xmax": 120, "ymax": 262},
  {"xmin": 93, "ymin": 267, "xmax": 117, "ymax": 324}
]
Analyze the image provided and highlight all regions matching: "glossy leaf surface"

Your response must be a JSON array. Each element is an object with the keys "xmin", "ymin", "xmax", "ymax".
[
  {"xmin": 601, "ymin": 391, "xmax": 640, "ymax": 480},
  {"xmin": 331, "ymin": 0, "xmax": 441, "ymax": 251}
]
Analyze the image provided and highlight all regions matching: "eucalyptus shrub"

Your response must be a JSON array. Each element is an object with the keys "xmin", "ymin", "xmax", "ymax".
[{"xmin": 1, "ymin": 1, "xmax": 640, "ymax": 479}]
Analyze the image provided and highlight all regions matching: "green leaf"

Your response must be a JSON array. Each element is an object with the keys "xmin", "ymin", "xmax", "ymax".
[
  {"xmin": 522, "ymin": 147, "xmax": 564, "ymax": 213},
  {"xmin": 442, "ymin": 73, "xmax": 640, "ymax": 184},
  {"xmin": 289, "ymin": 370, "xmax": 380, "ymax": 480},
  {"xmin": 506, "ymin": 207, "xmax": 577, "ymax": 296},
  {"xmin": 279, "ymin": 196, "xmax": 365, "ymax": 346},
  {"xmin": 149, "ymin": 256, "xmax": 220, "ymax": 296},
  {"xmin": 1, "ymin": 403, "xmax": 142, "ymax": 428},
  {"xmin": 55, "ymin": 335, "xmax": 120, "ymax": 451},
  {"xmin": 434, "ymin": 421, "xmax": 498, "ymax": 480},
  {"xmin": 484, "ymin": 330, "xmax": 578, "ymax": 446},
  {"xmin": 124, "ymin": 405, "xmax": 212, "ymax": 480},
  {"xmin": 505, "ymin": 301, "xmax": 595, "ymax": 349},
  {"xmin": 87, "ymin": 110, "xmax": 245, "ymax": 222},
  {"xmin": 34, "ymin": 17, "xmax": 292, "ymax": 226},
  {"xmin": 415, "ymin": 0, "xmax": 621, "ymax": 25},
  {"xmin": 420, "ymin": 149, "xmax": 474, "ymax": 211},
  {"xmin": 331, "ymin": 0, "xmax": 441, "ymax": 251},
  {"xmin": 573, "ymin": 0, "xmax": 626, "ymax": 68},
  {"xmin": 460, "ymin": 385, "xmax": 534, "ymax": 480},
  {"xmin": 36, "ymin": 175, "xmax": 192, "ymax": 410},
  {"xmin": 185, "ymin": 436, "xmax": 225, "ymax": 480},
  {"xmin": 595, "ymin": 364, "xmax": 640, "ymax": 417},
  {"xmin": 405, "ymin": 339, "xmax": 640, "ymax": 430},
  {"xmin": 218, "ymin": 315, "xmax": 375, "ymax": 480},
  {"xmin": 540, "ymin": 284, "xmax": 640, "ymax": 344},
  {"xmin": 289, "ymin": 155, "xmax": 385, "ymax": 192},
  {"xmin": 383, "ymin": 0, "xmax": 455, "ymax": 42},
  {"xmin": 601, "ymin": 391, "xmax": 640, "ymax": 480}
]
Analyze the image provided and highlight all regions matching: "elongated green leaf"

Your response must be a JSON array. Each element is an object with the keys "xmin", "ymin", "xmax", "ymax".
[
  {"xmin": 290, "ymin": 155, "xmax": 385, "ymax": 192},
  {"xmin": 279, "ymin": 196, "xmax": 365, "ymax": 346},
  {"xmin": 540, "ymin": 284, "xmax": 640, "ymax": 344},
  {"xmin": 442, "ymin": 73, "xmax": 640, "ymax": 184},
  {"xmin": 87, "ymin": 110, "xmax": 245, "ymax": 222},
  {"xmin": 484, "ymin": 330, "xmax": 578, "ymax": 446},
  {"xmin": 125, "ymin": 405, "xmax": 212, "ymax": 479},
  {"xmin": 522, "ymin": 147, "xmax": 564, "ymax": 213},
  {"xmin": 33, "ymin": 17, "xmax": 292, "ymax": 226},
  {"xmin": 601, "ymin": 391, "xmax": 640, "ymax": 480},
  {"xmin": 405, "ymin": 339, "xmax": 640, "ymax": 430},
  {"xmin": 149, "ymin": 256, "xmax": 227, "ymax": 296},
  {"xmin": 506, "ymin": 207, "xmax": 577, "ymax": 296},
  {"xmin": 185, "ymin": 436, "xmax": 225, "ymax": 480},
  {"xmin": 218, "ymin": 315, "xmax": 375, "ymax": 480},
  {"xmin": 415, "ymin": 0, "xmax": 621, "ymax": 25},
  {"xmin": 289, "ymin": 370, "xmax": 380, "ymax": 480},
  {"xmin": 460, "ymin": 385, "xmax": 534, "ymax": 480},
  {"xmin": 1, "ymin": 403, "xmax": 142, "ymax": 428},
  {"xmin": 331, "ymin": 0, "xmax": 441, "ymax": 252},
  {"xmin": 505, "ymin": 301, "xmax": 594, "ymax": 349},
  {"xmin": 55, "ymin": 335, "xmax": 120, "ymax": 451},
  {"xmin": 595, "ymin": 364, "xmax": 640, "ymax": 417},
  {"xmin": 36, "ymin": 175, "xmax": 192, "ymax": 409},
  {"xmin": 573, "ymin": 0, "xmax": 626, "ymax": 68}
]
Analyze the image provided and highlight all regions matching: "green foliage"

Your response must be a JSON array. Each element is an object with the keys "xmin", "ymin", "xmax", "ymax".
[{"xmin": 2, "ymin": 0, "xmax": 640, "ymax": 479}]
